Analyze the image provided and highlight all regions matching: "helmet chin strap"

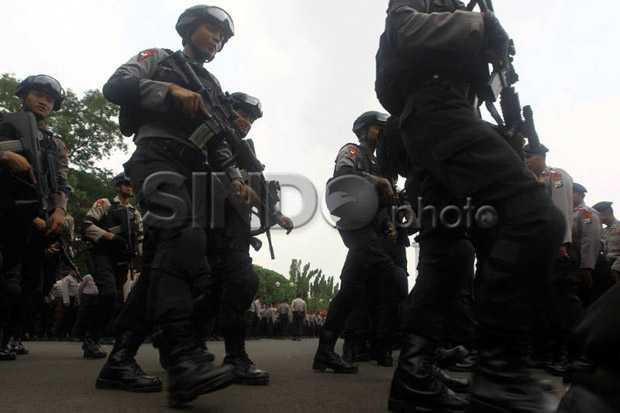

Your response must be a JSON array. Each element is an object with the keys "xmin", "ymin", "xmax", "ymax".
[
  {"xmin": 189, "ymin": 41, "xmax": 214, "ymax": 63},
  {"xmin": 22, "ymin": 104, "xmax": 46, "ymax": 122}
]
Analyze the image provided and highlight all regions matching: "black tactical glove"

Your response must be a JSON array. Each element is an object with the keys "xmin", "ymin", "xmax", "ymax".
[{"xmin": 483, "ymin": 11, "xmax": 510, "ymax": 62}]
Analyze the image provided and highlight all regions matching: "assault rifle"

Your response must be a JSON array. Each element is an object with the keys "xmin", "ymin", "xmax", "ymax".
[
  {"xmin": 466, "ymin": 0, "xmax": 543, "ymax": 153},
  {"xmin": 51, "ymin": 235, "xmax": 80, "ymax": 275},
  {"xmin": 174, "ymin": 53, "xmax": 280, "ymax": 259},
  {"xmin": 0, "ymin": 112, "xmax": 50, "ymax": 212}
]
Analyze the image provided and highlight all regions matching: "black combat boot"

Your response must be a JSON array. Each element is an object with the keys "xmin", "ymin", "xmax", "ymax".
[
  {"xmin": 468, "ymin": 345, "xmax": 558, "ymax": 413},
  {"xmin": 9, "ymin": 339, "xmax": 29, "ymax": 355},
  {"xmin": 372, "ymin": 335, "xmax": 394, "ymax": 367},
  {"xmin": 545, "ymin": 356, "xmax": 568, "ymax": 377},
  {"xmin": 223, "ymin": 329, "xmax": 270, "ymax": 385},
  {"xmin": 389, "ymin": 334, "xmax": 468, "ymax": 413},
  {"xmin": 0, "ymin": 330, "xmax": 15, "ymax": 361},
  {"xmin": 156, "ymin": 323, "xmax": 234, "ymax": 408},
  {"xmin": 313, "ymin": 329, "xmax": 358, "ymax": 374},
  {"xmin": 200, "ymin": 341, "xmax": 216, "ymax": 362},
  {"xmin": 434, "ymin": 366, "xmax": 470, "ymax": 393},
  {"xmin": 342, "ymin": 333, "xmax": 371, "ymax": 363},
  {"xmin": 342, "ymin": 335, "xmax": 354, "ymax": 364},
  {"xmin": 159, "ymin": 339, "xmax": 214, "ymax": 370},
  {"xmin": 353, "ymin": 335, "xmax": 372, "ymax": 362},
  {"xmin": 0, "ymin": 345, "xmax": 16, "ymax": 361},
  {"xmin": 83, "ymin": 337, "xmax": 107, "ymax": 359},
  {"xmin": 96, "ymin": 331, "xmax": 162, "ymax": 392},
  {"xmin": 562, "ymin": 356, "xmax": 596, "ymax": 384},
  {"xmin": 437, "ymin": 345, "xmax": 470, "ymax": 368}
]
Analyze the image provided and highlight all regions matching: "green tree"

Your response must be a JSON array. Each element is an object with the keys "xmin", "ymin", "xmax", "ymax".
[
  {"xmin": 289, "ymin": 259, "xmax": 339, "ymax": 311},
  {"xmin": 254, "ymin": 265, "xmax": 295, "ymax": 304},
  {"xmin": 67, "ymin": 169, "xmax": 115, "ymax": 225}
]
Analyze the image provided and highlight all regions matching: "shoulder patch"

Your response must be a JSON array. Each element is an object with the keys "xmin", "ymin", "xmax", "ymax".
[
  {"xmin": 579, "ymin": 209, "xmax": 593, "ymax": 224},
  {"xmin": 341, "ymin": 144, "xmax": 360, "ymax": 160},
  {"xmin": 550, "ymin": 170, "xmax": 564, "ymax": 189},
  {"xmin": 95, "ymin": 199, "xmax": 110, "ymax": 208},
  {"xmin": 138, "ymin": 49, "xmax": 158, "ymax": 62}
]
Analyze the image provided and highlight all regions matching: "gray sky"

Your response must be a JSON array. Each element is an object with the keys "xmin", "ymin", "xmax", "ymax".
[{"xmin": 3, "ymin": 0, "xmax": 619, "ymax": 279}]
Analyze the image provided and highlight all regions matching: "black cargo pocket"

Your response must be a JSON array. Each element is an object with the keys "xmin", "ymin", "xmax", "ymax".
[{"xmin": 431, "ymin": 134, "xmax": 486, "ymax": 199}]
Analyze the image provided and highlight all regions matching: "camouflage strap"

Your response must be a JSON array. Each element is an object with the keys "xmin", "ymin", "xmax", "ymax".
[
  {"xmin": 108, "ymin": 225, "xmax": 122, "ymax": 235},
  {"xmin": 0, "ymin": 139, "xmax": 24, "ymax": 152}
]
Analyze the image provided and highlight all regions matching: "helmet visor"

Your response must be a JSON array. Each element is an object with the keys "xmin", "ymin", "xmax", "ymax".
[
  {"xmin": 30, "ymin": 75, "xmax": 64, "ymax": 99},
  {"xmin": 375, "ymin": 113, "xmax": 389, "ymax": 124},
  {"xmin": 206, "ymin": 6, "xmax": 235, "ymax": 39},
  {"xmin": 233, "ymin": 93, "xmax": 263, "ymax": 118}
]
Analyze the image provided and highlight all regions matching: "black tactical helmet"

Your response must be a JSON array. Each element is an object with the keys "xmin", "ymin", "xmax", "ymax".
[
  {"xmin": 573, "ymin": 183, "xmax": 588, "ymax": 194},
  {"xmin": 176, "ymin": 5, "xmax": 234, "ymax": 48},
  {"xmin": 593, "ymin": 201, "xmax": 613, "ymax": 213},
  {"xmin": 112, "ymin": 172, "xmax": 131, "ymax": 186},
  {"xmin": 15, "ymin": 75, "xmax": 65, "ymax": 111},
  {"xmin": 231, "ymin": 92, "xmax": 263, "ymax": 120},
  {"xmin": 390, "ymin": 0, "xmax": 465, "ymax": 13},
  {"xmin": 352, "ymin": 111, "xmax": 389, "ymax": 137},
  {"xmin": 523, "ymin": 143, "xmax": 549, "ymax": 156}
]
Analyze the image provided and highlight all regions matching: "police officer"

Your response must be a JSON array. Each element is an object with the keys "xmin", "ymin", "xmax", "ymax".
[
  {"xmin": 376, "ymin": 2, "xmax": 565, "ymax": 412},
  {"xmin": 202, "ymin": 92, "xmax": 292, "ymax": 386},
  {"xmin": 81, "ymin": 173, "xmax": 143, "ymax": 359},
  {"xmin": 0, "ymin": 75, "xmax": 69, "ymax": 357},
  {"xmin": 593, "ymin": 202, "xmax": 620, "ymax": 282},
  {"xmin": 571, "ymin": 184, "xmax": 602, "ymax": 306},
  {"xmin": 95, "ymin": 5, "xmax": 251, "ymax": 406},
  {"xmin": 524, "ymin": 144, "xmax": 577, "ymax": 372},
  {"xmin": 291, "ymin": 295, "xmax": 306, "ymax": 341},
  {"xmin": 314, "ymin": 111, "xmax": 407, "ymax": 374}
]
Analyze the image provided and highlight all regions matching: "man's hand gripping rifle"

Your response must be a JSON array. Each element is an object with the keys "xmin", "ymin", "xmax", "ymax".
[{"xmin": 175, "ymin": 54, "xmax": 279, "ymax": 259}]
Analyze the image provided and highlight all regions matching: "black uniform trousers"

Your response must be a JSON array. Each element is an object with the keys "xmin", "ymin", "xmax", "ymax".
[
  {"xmin": 206, "ymin": 246, "xmax": 258, "ymax": 350},
  {"xmin": 4, "ymin": 230, "xmax": 46, "ymax": 342},
  {"xmin": 293, "ymin": 311, "xmax": 305, "ymax": 339},
  {"xmin": 117, "ymin": 137, "xmax": 211, "ymax": 353},
  {"xmin": 0, "ymin": 170, "xmax": 38, "ymax": 341},
  {"xmin": 399, "ymin": 81, "xmax": 565, "ymax": 349},
  {"xmin": 343, "ymin": 237, "xmax": 408, "ymax": 349},
  {"xmin": 86, "ymin": 247, "xmax": 128, "ymax": 339},
  {"xmin": 324, "ymin": 229, "xmax": 407, "ymax": 337}
]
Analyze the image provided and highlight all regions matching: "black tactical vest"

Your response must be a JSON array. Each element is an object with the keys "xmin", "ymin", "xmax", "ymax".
[
  {"xmin": 0, "ymin": 112, "xmax": 58, "ymax": 209},
  {"xmin": 98, "ymin": 200, "xmax": 137, "ymax": 246},
  {"xmin": 376, "ymin": 0, "xmax": 472, "ymax": 115},
  {"xmin": 119, "ymin": 50, "xmax": 223, "ymax": 138}
]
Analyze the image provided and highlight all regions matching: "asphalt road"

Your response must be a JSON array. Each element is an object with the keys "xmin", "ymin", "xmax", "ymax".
[{"xmin": 0, "ymin": 339, "xmax": 566, "ymax": 413}]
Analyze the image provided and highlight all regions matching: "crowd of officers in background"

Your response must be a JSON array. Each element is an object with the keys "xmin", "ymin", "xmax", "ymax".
[
  {"xmin": 0, "ymin": 72, "xmax": 300, "ymax": 360},
  {"xmin": 3, "ymin": 2, "xmax": 620, "ymax": 412}
]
